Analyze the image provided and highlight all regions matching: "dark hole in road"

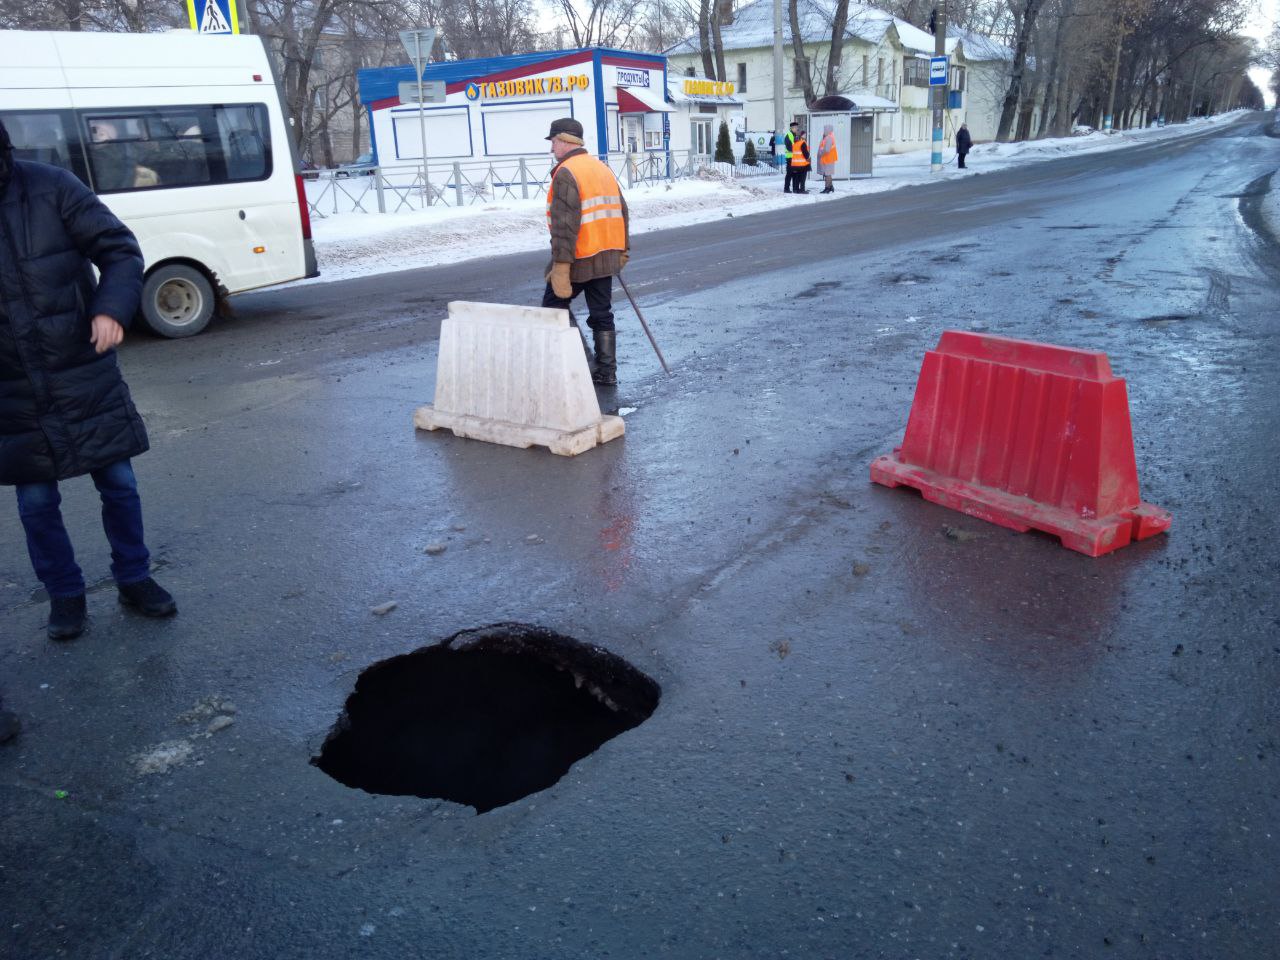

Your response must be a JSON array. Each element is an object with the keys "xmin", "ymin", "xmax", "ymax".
[{"xmin": 312, "ymin": 623, "xmax": 660, "ymax": 813}]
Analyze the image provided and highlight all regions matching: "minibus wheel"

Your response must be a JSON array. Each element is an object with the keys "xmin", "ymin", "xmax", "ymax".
[{"xmin": 141, "ymin": 264, "xmax": 216, "ymax": 338}]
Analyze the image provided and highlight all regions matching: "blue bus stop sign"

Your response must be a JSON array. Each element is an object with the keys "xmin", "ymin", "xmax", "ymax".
[{"xmin": 929, "ymin": 56, "xmax": 948, "ymax": 86}]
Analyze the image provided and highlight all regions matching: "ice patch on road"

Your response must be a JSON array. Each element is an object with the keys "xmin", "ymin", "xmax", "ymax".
[{"xmin": 131, "ymin": 739, "xmax": 194, "ymax": 776}]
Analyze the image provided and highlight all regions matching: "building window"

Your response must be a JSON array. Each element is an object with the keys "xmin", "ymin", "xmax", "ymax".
[
  {"xmin": 685, "ymin": 66, "xmax": 696, "ymax": 76},
  {"xmin": 903, "ymin": 57, "xmax": 929, "ymax": 87},
  {"xmin": 737, "ymin": 62, "xmax": 747, "ymax": 93},
  {"xmin": 862, "ymin": 54, "xmax": 869, "ymax": 85},
  {"xmin": 950, "ymin": 65, "xmax": 966, "ymax": 91},
  {"xmin": 877, "ymin": 57, "xmax": 884, "ymax": 86},
  {"xmin": 792, "ymin": 57, "xmax": 810, "ymax": 89}
]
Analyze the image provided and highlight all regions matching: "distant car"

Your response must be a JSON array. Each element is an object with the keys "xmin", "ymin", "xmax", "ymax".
[{"xmin": 334, "ymin": 153, "xmax": 377, "ymax": 178}]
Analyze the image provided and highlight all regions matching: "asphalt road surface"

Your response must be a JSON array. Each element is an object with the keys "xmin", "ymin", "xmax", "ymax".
[{"xmin": 2, "ymin": 113, "xmax": 1277, "ymax": 959}]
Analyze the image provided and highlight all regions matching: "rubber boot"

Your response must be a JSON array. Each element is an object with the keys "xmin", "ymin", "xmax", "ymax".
[{"xmin": 592, "ymin": 330, "xmax": 617, "ymax": 386}]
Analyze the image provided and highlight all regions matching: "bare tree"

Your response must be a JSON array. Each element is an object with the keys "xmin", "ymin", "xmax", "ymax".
[
  {"xmin": 787, "ymin": 0, "xmax": 815, "ymax": 104},
  {"xmin": 551, "ymin": 0, "xmax": 647, "ymax": 48},
  {"xmin": 995, "ymin": 0, "xmax": 1048, "ymax": 140},
  {"xmin": 421, "ymin": 0, "xmax": 540, "ymax": 58}
]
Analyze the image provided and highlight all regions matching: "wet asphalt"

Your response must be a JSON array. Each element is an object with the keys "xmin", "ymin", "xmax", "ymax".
[{"xmin": 1, "ymin": 114, "xmax": 1277, "ymax": 959}]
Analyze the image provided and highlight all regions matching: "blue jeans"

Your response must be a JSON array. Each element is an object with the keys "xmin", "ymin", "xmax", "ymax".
[{"xmin": 15, "ymin": 459, "xmax": 151, "ymax": 598}]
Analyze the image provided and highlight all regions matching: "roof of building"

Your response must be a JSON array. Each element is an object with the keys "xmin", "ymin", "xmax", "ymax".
[{"xmin": 663, "ymin": 0, "xmax": 1010, "ymax": 63}]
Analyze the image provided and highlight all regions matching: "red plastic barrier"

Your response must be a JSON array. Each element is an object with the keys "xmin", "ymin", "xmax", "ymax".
[{"xmin": 870, "ymin": 331, "xmax": 1171, "ymax": 557}]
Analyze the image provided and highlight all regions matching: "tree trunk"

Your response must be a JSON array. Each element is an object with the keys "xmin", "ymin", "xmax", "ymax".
[
  {"xmin": 788, "ymin": 0, "xmax": 815, "ymax": 106},
  {"xmin": 711, "ymin": 1, "xmax": 727, "ymax": 81},
  {"xmin": 1036, "ymin": 7, "xmax": 1070, "ymax": 138},
  {"xmin": 996, "ymin": 0, "xmax": 1046, "ymax": 141},
  {"xmin": 825, "ymin": 0, "xmax": 850, "ymax": 97},
  {"xmin": 350, "ymin": 80, "xmax": 363, "ymax": 160},
  {"xmin": 698, "ymin": 0, "xmax": 716, "ymax": 79},
  {"xmin": 1016, "ymin": 86, "xmax": 1037, "ymax": 140},
  {"xmin": 1049, "ymin": 65, "xmax": 1072, "ymax": 136}
]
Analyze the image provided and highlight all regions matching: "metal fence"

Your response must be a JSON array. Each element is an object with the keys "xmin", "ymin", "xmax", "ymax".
[{"xmin": 303, "ymin": 149, "xmax": 784, "ymax": 218}]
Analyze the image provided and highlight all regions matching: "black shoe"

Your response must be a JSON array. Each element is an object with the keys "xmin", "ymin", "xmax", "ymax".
[
  {"xmin": 591, "ymin": 330, "xmax": 617, "ymax": 386},
  {"xmin": 48, "ymin": 594, "xmax": 86, "ymax": 641},
  {"xmin": 0, "ymin": 699, "xmax": 20, "ymax": 744},
  {"xmin": 118, "ymin": 578, "xmax": 177, "ymax": 618}
]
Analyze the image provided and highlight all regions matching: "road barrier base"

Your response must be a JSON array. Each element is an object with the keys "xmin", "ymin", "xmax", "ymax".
[
  {"xmin": 871, "ymin": 457, "xmax": 1170, "ymax": 557},
  {"xmin": 414, "ymin": 301, "xmax": 623, "ymax": 457},
  {"xmin": 870, "ymin": 330, "xmax": 1171, "ymax": 558},
  {"xmin": 415, "ymin": 407, "xmax": 624, "ymax": 457}
]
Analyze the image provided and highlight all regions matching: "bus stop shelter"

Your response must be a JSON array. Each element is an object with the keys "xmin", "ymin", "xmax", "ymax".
[{"xmin": 806, "ymin": 94, "xmax": 898, "ymax": 179}]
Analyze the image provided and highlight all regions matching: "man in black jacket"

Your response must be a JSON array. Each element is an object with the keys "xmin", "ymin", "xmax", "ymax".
[{"xmin": 0, "ymin": 118, "xmax": 175, "ymax": 640}]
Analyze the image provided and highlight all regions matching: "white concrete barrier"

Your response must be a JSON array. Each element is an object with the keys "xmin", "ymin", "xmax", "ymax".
[{"xmin": 414, "ymin": 301, "xmax": 624, "ymax": 457}]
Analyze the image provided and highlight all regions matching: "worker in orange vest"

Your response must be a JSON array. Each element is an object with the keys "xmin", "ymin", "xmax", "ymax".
[
  {"xmin": 817, "ymin": 124, "xmax": 838, "ymax": 194},
  {"xmin": 542, "ymin": 117, "xmax": 630, "ymax": 386},
  {"xmin": 788, "ymin": 129, "xmax": 811, "ymax": 194}
]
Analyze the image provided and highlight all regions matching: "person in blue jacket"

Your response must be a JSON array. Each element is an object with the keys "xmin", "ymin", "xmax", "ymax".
[{"xmin": 0, "ymin": 118, "xmax": 176, "ymax": 641}]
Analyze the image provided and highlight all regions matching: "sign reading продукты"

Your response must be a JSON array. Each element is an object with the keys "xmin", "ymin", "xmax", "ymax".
[
  {"xmin": 615, "ymin": 69, "xmax": 650, "ymax": 88},
  {"xmin": 187, "ymin": 0, "xmax": 238, "ymax": 33},
  {"xmin": 929, "ymin": 56, "xmax": 948, "ymax": 86}
]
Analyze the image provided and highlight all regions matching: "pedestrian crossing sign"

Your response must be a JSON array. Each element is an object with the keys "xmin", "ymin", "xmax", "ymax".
[{"xmin": 187, "ymin": 0, "xmax": 239, "ymax": 34}]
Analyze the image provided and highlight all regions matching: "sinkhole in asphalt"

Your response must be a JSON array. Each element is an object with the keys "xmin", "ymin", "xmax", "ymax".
[{"xmin": 312, "ymin": 623, "xmax": 660, "ymax": 813}]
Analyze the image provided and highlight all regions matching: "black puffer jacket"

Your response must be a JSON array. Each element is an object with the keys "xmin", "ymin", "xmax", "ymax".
[{"xmin": 0, "ymin": 141, "xmax": 149, "ymax": 486}]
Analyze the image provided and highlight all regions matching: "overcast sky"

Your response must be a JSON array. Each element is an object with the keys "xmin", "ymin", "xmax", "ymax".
[{"xmin": 1245, "ymin": 0, "xmax": 1277, "ymax": 105}]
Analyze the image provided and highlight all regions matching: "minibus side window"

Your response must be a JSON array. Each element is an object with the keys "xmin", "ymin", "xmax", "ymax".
[
  {"xmin": 216, "ymin": 104, "xmax": 271, "ymax": 182},
  {"xmin": 84, "ymin": 109, "xmax": 213, "ymax": 193},
  {"xmin": 0, "ymin": 110, "xmax": 90, "ymax": 185},
  {"xmin": 78, "ymin": 104, "xmax": 271, "ymax": 193}
]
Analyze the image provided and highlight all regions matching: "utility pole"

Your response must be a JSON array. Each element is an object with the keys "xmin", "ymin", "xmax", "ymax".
[
  {"xmin": 930, "ymin": 3, "xmax": 947, "ymax": 173},
  {"xmin": 773, "ymin": 0, "xmax": 784, "ymax": 150}
]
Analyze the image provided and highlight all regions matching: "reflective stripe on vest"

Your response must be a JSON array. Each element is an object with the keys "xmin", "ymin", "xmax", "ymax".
[
  {"xmin": 819, "ymin": 134, "xmax": 837, "ymax": 165},
  {"xmin": 546, "ymin": 154, "xmax": 626, "ymax": 259},
  {"xmin": 790, "ymin": 138, "xmax": 809, "ymax": 167}
]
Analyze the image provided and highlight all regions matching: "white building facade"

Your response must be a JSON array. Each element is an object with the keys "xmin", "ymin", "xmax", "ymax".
[{"xmin": 665, "ymin": 0, "xmax": 1015, "ymax": 153}]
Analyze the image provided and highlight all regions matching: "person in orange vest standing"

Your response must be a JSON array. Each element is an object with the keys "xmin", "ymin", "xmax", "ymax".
[
  {"xmin": 816, "ymin": 124, "xmax": 838, "ymax": 194},
  {"xmin": 542, "ymin": 117, "xmax": 630, "ymax": 387},
  {"xmin": 788, "ymin": 128, "xmax": 811, "ymax": 194}
]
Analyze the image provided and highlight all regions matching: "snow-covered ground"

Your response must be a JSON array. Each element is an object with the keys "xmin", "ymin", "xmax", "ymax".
[{"xmin": 302, "ymin": 112, "xmax": 1251, "ymax": 286}]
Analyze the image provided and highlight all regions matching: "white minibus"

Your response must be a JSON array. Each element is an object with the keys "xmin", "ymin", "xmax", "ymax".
[{"xmin": 0, "ymin": 29, "xmax": 318, "ymax": 337}]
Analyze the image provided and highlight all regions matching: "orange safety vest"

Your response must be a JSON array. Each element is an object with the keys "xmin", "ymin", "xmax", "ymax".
[
  {"xmin": 790, "ymin": 137, "xmax": 810, "ymax": 167},
  {"xmin": 546, "ymin": 154, "xmax": 626, "ymax": 259},
  {"xmin": 819, "ymin": 133, "xmax": 837, "ymax": 165}
]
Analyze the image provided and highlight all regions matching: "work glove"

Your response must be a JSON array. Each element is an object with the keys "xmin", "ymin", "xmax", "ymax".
[
  {"xmin": 619, "ymin": 250, "xmax": 630, "ymax": 271},
  {"xmin": 548, "ymin": 262, "xmax": 573, "ymax": 299}
]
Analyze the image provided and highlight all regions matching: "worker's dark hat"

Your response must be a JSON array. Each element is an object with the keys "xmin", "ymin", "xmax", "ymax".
[
  {"xmin": 789, "ymin": 120, "xmax": 799, "ymax": 126},
  {"xmin": 546, "ymin": 117, "xmax": 585, "ymax": 141}
]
